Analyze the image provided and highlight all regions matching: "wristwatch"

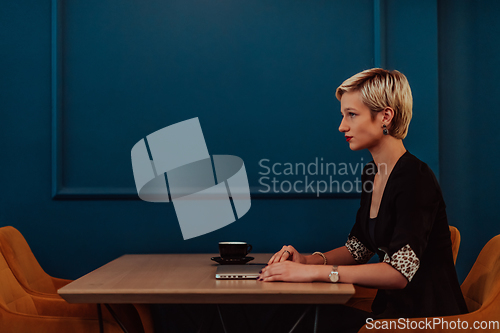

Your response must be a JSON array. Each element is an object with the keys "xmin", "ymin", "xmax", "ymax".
[{"xmin": 329, "ymin": 265, "xmax": 339, "ymax": 283}]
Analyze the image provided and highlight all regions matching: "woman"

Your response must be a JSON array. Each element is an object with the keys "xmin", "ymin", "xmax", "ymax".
[{"xmin": 257, "ymin": 68, "xmax": 468, "ymax": 332}]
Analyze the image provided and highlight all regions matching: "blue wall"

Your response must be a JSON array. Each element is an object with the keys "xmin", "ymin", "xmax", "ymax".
[
  {"xmin": 438, "ymin": 0, "xmax": 500, "ymax": 280},
  {"xmin": 0, "ymin": 0, "xmax": 498, "ymax": 284}
]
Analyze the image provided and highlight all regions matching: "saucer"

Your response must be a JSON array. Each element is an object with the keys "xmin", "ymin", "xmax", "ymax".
[{"xmin": 211, "ymin": 256, "xmax": 254, "ymax": 265}]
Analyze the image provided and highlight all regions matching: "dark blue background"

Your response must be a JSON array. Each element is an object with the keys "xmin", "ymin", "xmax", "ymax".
[{"xmin": 1, "ymin": 0, "xmax": 499, "ymax": 284}]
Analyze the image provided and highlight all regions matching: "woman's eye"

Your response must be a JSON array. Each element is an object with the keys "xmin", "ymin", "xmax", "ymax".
[{"xmin": 349, "ymin": 112, "xmax": 356, "ymax": 118}]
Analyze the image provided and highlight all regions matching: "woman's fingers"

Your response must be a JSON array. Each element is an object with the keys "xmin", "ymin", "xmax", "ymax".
[
  {"xmin": 278, "ymin": 245, "xmax": 293, "ymax": 262},
  {"xmin": 281, "ymin": 249, "xmax": 291, "ymax": 262},
  {"xmin": 276, "ymin": 249, "xmax": 289, "ymax": 263},
  {"xmin": 267, "ymin": 245, "xmax": 304, "ymax": 264},
  {"xmin": 267, "ymin": 251, "xmax": 280, "ymax": 265},
  {"xmin": 287, "ymin": 245, "xmax": 305, "ymax": 264},
  {"xmin": 258, "ymin": 261, "xmax": 314, "ymax": 283},
  {"xmin": 259, "ymin": 262, "xmax": 286, "ymax": 280},
  {"xmin": 259, "ymin": 275, "xmax": 283, "ymax": 282},
  {"xmin": 268, "ymin": 245, "xmax": 292, "ymax": 264},
  {"xmin": 267, "ymin": 247, "xmax": 284, "ymax": 264},
  {"xmin": 267, "ymin": 253, "xmax": 277, "ymax": 265}
]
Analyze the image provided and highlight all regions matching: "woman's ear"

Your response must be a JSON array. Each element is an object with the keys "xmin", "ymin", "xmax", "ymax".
[{"xmin": 382, "ymin": 107, "xmax": 395, "ymax": 127}]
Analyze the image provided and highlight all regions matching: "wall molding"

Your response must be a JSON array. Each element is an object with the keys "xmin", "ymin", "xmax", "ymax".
[
  {"xmin": 51, "ymin": 0, "xmax": 64, "ymax": 199},
  {"xmin": 373, "ymin": 0, "xmax": 386, "ymax": 68},
  {"xmin": 51, "ymin": 0, "xmax": 384, "ymax": 200}
]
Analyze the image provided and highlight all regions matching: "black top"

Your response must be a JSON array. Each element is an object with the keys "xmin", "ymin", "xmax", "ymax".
[
  {"xmin": 368, "ymin": 217, "xmax": 376, "ymax": 245},
  {"xmin": 345, "ymin": 151, "xmax": 468, "ymax": 319}
]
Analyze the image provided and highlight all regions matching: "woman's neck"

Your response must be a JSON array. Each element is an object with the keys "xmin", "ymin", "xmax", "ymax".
[{"xmin": 369, "ymin": 137, "xmax": 407, "ymax": 177}]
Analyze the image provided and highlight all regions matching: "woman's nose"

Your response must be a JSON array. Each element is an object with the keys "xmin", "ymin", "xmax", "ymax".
[{"xmin": 338, "ymin": 118, "xmax": 348, "ymax": 133}]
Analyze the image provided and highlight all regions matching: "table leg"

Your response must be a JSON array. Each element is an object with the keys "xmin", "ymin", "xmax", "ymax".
[
  {"xmin": 97, "ymin": 304, "xmax": 104, "ymax": 333},
  {"xmin": 104, "ymin": 304, "xmax": 130, "ymax": 333},
  {"xmin": 181, "ymin": 304, "xmax": 203, "ymax": 331},
  {"xmin": 216, "ymin": 304, "xmax": 228, "ymax": 333},
  {"xmin": 242, "ymin": 306, "xmax": 257, "ymax": 333},
  {"xmin": 288, "ymin": 305, "xmax": 312, "ymax": 333},
  {"xmin": 197, "ymin": 304, "xmax": 217, "ymax": 333},
  {"xmin": 313, "ymin": 305, "xmax": 319, "ymax": 333}
]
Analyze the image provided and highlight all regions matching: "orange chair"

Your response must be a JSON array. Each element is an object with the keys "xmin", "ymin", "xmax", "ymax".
[
  {"xmin": 0, "ymin": 226, "xmax": 152, "ymax": 333},
  {"xmin": 0, "ymin": 226, "xmax": 71, "ymax": 296},
  {"xmin": 345, "ymin": 225, "xmax": 461, "ymax": 313},
  {"xmin": 0, "ymin": 243, "xmax": 123, "ymax": 333},
  {"xmin": 357, "ymin": 233, "xmax": 500, "ymax": 332},
  {"xmin": 449, "ymin": 225, "xmax": 461, "ymax": 264}
]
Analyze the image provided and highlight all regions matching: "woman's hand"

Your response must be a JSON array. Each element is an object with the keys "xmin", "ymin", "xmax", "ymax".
[
  {"xmin": 258, "ymin": 261, "xmax": 322, "ymax": 282},
  {"xmin": 267, "ymin": 245, "xmax": 307, "ymax": 265}
]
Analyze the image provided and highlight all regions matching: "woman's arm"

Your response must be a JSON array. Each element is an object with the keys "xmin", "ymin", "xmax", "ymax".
[
  {"xmin": 305, "ymin": 246, "xmax": 358, "ymax": 265},
  {"xmin": 317, "ymin": 262, "xmax": 408, "ymax": 289},
  {"xmin": 258, "ymin": 261, "xmax": 408, "ymax": 289},
  {"xmin": 268, "ymin": 245, "xmax": 358, "ymax": 265}
]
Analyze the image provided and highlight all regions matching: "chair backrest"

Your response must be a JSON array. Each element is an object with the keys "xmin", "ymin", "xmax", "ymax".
[
  {"xmin": 0, "ymin": 247, "xmax": 38, "ymax": 314},
  {"xmin": 0, "ymin": 226, "xmax": 57, "ymax": 293},
  {"xmin": 449, "ymin": 225, "xmax": 461, "ymax": 264},
  {"xmin": 460, "ymin": 234, "xmax": 500, "ymax": 313}
]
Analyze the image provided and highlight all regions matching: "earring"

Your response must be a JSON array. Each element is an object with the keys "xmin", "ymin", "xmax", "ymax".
[{"xmin": 383, "ymin": 124, "xmax": 388, "ymax": 135}]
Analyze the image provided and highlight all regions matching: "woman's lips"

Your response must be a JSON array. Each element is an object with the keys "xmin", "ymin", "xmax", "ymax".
[{"xmin": 345, "ymin": 136, "xmax": 353, "ymax": 142}]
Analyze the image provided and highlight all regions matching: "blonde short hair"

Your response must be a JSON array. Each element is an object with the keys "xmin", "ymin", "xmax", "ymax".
[{"xmin": 336, "ymin": 68, "xmax": 413, "ymax": 139}]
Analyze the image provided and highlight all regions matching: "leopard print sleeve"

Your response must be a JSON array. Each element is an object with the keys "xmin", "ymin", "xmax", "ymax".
[
  {"xmin": 382, "ymin": 244, "xmax": 420, "ymax": 282},
  {"xmin": 345, "ymin": 235, "xmax": 375, "ymax": 264}
]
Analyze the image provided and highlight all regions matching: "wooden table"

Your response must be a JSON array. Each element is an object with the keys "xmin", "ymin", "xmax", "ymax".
[{"xmin": 58, "ymin": 253, "xmax": 355, "ymax": 305}]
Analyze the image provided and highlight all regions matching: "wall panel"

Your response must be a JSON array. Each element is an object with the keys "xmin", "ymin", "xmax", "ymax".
[
  {"xmin": 438, "ymin": 0, "xmax": 500, "ymax": 281},
  {"xmin": 52, "ymin": 0, "xmax": 377, "ymax": 199}
]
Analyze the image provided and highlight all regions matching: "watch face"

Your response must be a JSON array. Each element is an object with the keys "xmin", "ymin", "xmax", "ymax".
[{"xmin": 329, "ymin": 272, "xmax": 339, "ymax": 283}]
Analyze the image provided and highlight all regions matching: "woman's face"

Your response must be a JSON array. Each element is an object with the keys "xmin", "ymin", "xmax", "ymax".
[{"xmin": 338, "ymin": 91, "xmax": 383, "ymax": 151}]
